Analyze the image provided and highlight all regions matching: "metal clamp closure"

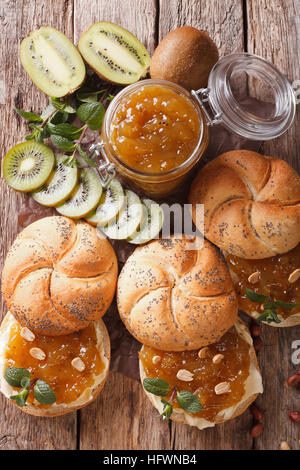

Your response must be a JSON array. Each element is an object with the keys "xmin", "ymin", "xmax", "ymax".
[
  {"xmin": 89, "ymin": 143, "xmax": 116, "ymax": 188},
  {"xmin": 191, "ymin": 88, "xmax": 223, "ymax": 126}
]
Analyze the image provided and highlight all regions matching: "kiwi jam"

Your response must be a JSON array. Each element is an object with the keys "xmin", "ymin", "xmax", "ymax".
[
  {"xmin": 225, "ymin": 244, "xmax": 300, "ymax": 320},
  {"xmin": 139, "ymin": 326, "xmax": 250, "ymax": 421},
  {"xmin": 5, "ymin": 322, "xmax": 105, "ymax": 407},
  {"xmin": 110, "ymin": 85, "xmax": 201, "ymax": 173}
]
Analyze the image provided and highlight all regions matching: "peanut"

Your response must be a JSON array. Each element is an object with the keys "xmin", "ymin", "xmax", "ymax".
[
  {"xmin": 288, "ymin": 411, "xmax": 300, "ymax": 423},
  {"xmin": 198, "ymin": 347, "xmax": 210, "ymax": 359},
  {"xmin": 212, "ymin": 354, "xmax": 224, "ymax": 365},
  {"xmin": 71, "ymin": 357, "xmax": 85, "ymax": 372},
  {"xmin": 152, "ymin": 355, "xmax": 161, "ymax": 365},
  {"xmin": 251, "ymin": 423, "xmax": 263, "ymax": 438},
  {"xmin": 29, "ymin": 347, "xmax": 46, "ymax": 361},
  {"xmin": 214, "ymin": 382, "xmax": 230, "ymax": 395},
  {"xmin": 248, "ymin": 271, "xmax": 261, "ymax": 284},
  {"xmin": 250, "ymin": 404, "xmax": 263, "ymax": 422},
  {"xmin": 280, "ymin": 441, "xmax": 291, "ymax": 450},
  {"xmin": 20, "ymin": 327, "xmax": 35, "ymax": 342},
  {"xmin": 287, "ymin": 374, "xmax": 300, "ymax": 387},
  {"xmin": 288, "ymin": 268, "xmax": 300, "ymax": 283},
  {"xmin": 176, "ymin": 369, "xmax": 194, "ymax": 382}
]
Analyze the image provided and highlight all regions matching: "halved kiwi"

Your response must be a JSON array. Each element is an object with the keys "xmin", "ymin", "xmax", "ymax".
[
  {"xmin": 78, "ymin": 22, "xmax": 150, "ymax": 85},
  {"xmin": 20, "ymin": 26, "xmax": 86, "ymax": 97},
  {"xmin": 101, "ymin": 190, "xmax": 143, "ymax": 239},
  {"xmin": 128, "ymin": 199, "xmax": 164, "ymax": 244},
  {"xmin": 85, "ymin": 178, "xmax": 125, "ymax": 226},
  {"xmin": 32, "ymin": 154, "xmax": 78, "ymax": 207},
  {"xmin": 56, "ymin": 168, "xmax": 102, "ymax": 219},
  {"xmin": 2, "ymin": 141, "xmax": 55, "ymax": 192}
]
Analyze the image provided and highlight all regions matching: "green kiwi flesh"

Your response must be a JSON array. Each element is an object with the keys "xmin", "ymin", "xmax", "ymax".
[
  {"xmin": 32, "ymin": 154, "xmax": 78, "ymax": 206},
  {"xmin": 101, "ymin": 189, "xmax": 143, "ymax": 239},
  {"xmin": 20, "ymin": 26, "xmax": 86, "ymax": 97},
  {"xmin": 3, "ymin": 141, "xmax": 55, "ymax": 192},
  {"xmin": 56, "ymin": 168, "xmax": 102, "ymax": 218},
  {"xmin": 85, "ymin": 178, "xmax": 125, "ymax": 226},
  {"xmin": 128, "ymin": 199, "xmax": 164, "ymax": 244},
  {"xmin": 78, "ymin": 22, "xmax": 150, "ymax": 85}
]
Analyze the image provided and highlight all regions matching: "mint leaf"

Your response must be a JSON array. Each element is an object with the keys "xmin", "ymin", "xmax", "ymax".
[
  {"xmin": 4, "ymin": 367, "xmax": 30, "ymax": 388},
  {"xmin": 51, "ymin": 134, "xmax": 75, "ymax": 152},
  {"xmin": 20, "ymin": 376, "xmax": 31, "ymax": 390},
  {"xmin": 51, "ymin": 97, "xmax": 76, "ymax": 114},
  {"xmin": 143, "ymin": 378, "xmax": 170, "ymax": 397},
  {"xmin": 15, "ymin": 108, "xmax": 43, "ymax": 122},
  {"xmin": 160, "ymin": 399, "xmax": 173, "ymax": 421},
  {"xmin": 76, "ymin": 88, "xmax": 105, "ymax": 103},
  {"xmin": 77, "ymin": 145, "xmax": 97, "ymax": 167},
  {"xmin": 47, "ymin": 123, "xmax": 83, "ymax": 140},
  {"xmin": 245, "ymin": 288, "xmax": 269, "ymax": 303},
  {"xmin": 275, "ymin": 300, "xmax": 300, "ymax": 309},
  {"xmin": 257, "ymin": 309, "xmax": 281, "ymax": 324},
  {"xmin": 77, "ymin": 102, "xmax": 105, "ymax": 130},
  {"xmin": 33, "ymin": 380, "xmax": 56, "ymax": 405},
  {"xmin": 176, "ymin": 391, "xmax": 202, "ymax": 413},
  {"xmin": 10, "ymin": 389, "xmax": 29, "ymax": 407}
]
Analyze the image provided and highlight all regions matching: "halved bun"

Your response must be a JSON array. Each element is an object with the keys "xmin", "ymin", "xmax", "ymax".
[
  {"xmin": 117, "ymin": 236, "xmax": 238, "ymax": 351},
  {"xmin": 223, "ymin": 245, "xmax": 300, "ymax": 327},
  {"xmin": 0, "ymin": 312, "xmax": 110, "ymax": 417},
  {"xmin": 189, "ymin": 150, "xmax": 300, "ymax": 259},
  {"xmin": 1, "ymin": 216, "xmax": 118, "ymax": 335},
  {"xmin": 139, "ymin": 319, "xmax": 263, "ymax": 430}
]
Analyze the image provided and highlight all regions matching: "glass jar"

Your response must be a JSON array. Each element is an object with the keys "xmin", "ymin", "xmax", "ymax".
[{"xmin": 96, "ymin": 52, "xmax": 296, "ymax": 198}]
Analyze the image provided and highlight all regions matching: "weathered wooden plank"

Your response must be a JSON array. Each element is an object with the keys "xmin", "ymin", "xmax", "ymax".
[
  {"xmin": 0, "ymin": 0, "xmax": 77, "ymax": 450},
  {"xmin": 246, "ymin": 0, "xmax": 300, "ymax": 451},
  {"xmin": 73, "ymin": 0, "xmax": 171, "ymax": 450},
  {"xmin": 157, "ymin": 0, "xmax": 251, "ymax": 450}
]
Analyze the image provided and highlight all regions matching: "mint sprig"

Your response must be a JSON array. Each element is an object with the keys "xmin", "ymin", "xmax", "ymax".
[
  {"xmin": 142, "ymin": 378, "xmax": 202, "ymax": 421},
  {"xmin": 4, "ymin": 366, "xmax": 56, "ymax": 407},
  {"xmin": 245, "ymin": 288, "xmax": 300, "ymax": 324}
]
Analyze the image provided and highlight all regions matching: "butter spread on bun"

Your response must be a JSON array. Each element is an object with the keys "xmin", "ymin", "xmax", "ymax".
[
  {"xmin": 1, "ymin": 216, "xmax": 118, "ymax": 336},
  {"xmin": 0, "ymin": 312, "xmax": 110, "ymax": 417},
  {"xmin": 117, "ymin": 236, "xmax": 238, "ymax": 351},
  {"xmin": 189, "ymin": 150, "xmax": 300, "ymax": 259},
  {"xmin": 139, "ymin": 319, "xmax": 263, "ymax": 430}
]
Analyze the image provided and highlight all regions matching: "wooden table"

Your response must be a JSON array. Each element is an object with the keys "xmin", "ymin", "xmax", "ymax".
[{"xmin": 0, "ymin": 0, "xmax": 299, "ymax": 451}]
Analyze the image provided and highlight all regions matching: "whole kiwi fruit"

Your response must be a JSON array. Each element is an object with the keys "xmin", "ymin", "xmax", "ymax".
[{"xmin": 150, "ymin": 26, "xmax": 219, "ymax": 91}]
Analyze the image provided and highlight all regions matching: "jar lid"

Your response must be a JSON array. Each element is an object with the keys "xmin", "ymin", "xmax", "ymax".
[{"xmin": 192, "ymin": 53, "xmax": 296, "ymax": 140}]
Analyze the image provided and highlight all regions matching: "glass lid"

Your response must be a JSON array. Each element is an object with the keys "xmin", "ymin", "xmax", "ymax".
[{"xmin": 192, "ymin": 52, "xmax": 296, "ymax": 140}]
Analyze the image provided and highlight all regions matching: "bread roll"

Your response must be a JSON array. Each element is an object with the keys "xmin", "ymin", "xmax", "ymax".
[
  {"xmin": 189, "ymin": 150, "xmax": 300, "ymax": 259},
  {"xmin": 140, "ymin": 319, "xmax": 263, "ymax": 430},
  {"xmin": 1, "ymin": 216, "xmax": 118, "ymax": 335},
  {"xmin": 0, "ymin": 312, "xmax": 110, "ymax": 417},
  {"xmin": 117, "ymin": 236, "xmax": 238, "ymax": 351}
]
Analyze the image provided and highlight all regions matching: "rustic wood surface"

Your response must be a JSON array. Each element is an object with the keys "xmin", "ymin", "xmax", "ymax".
[{"xmin": 0, "ymin": 0, "xmax": 299, "ymax": 450}]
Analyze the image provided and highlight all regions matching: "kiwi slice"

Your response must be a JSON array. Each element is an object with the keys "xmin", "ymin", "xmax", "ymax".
[
  {"xmin": 128, "ymin": 199, "xmax": 164, "ymax": 245},
  {"xmin": 32, "ymin": 154, "xmax": 78, "ymax": 207},
  {"xmin": 101, "ymin": 190, "xmax": 143, "ymax": 239},
  {"xmin": 3, "ymin": 141, "xmax": 55, "ymax": 192},
  {"xmin": 56, "ymin": 168, "xmax": 102, "ymax": 219},
  {"xmin": 85, "ymin": 178, "xmax": 125, "ymax": 226},
  {"xmin": 78, "ymin": 22, "xmax": 150, "ymax": 85},
  {"xmin": 20, "ymin": 26, "xmax": 86, "ymax": 97}
]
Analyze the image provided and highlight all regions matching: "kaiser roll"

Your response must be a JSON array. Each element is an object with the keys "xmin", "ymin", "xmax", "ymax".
[
  {"xmin": 0, "ymin": 312, "xmax": 110, "ymax": 417},
  {"xmin": 117, "ymin": 236, "xmax": 238, "ymax": 351},
  {"xmin": 1, "ymin": 216, "xmax": 118, "ymax": 336},
  {"xmin": 189, "ymin": 150, "xmax": 300, "ymax": 259}
]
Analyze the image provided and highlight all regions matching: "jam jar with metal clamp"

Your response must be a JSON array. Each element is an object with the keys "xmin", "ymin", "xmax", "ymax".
[{"xmin": 92, "ymin": 52, "xmax": 296, "ymax": 197}]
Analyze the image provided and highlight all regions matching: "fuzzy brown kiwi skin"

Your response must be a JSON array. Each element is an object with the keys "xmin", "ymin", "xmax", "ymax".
[
  {"xmin": 20, "ymin": 30, "xmax": 86, "ymax": 97},
  {"xmin": 78, "ymin": 22, "xmax": 149, "ymax": 85}
]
